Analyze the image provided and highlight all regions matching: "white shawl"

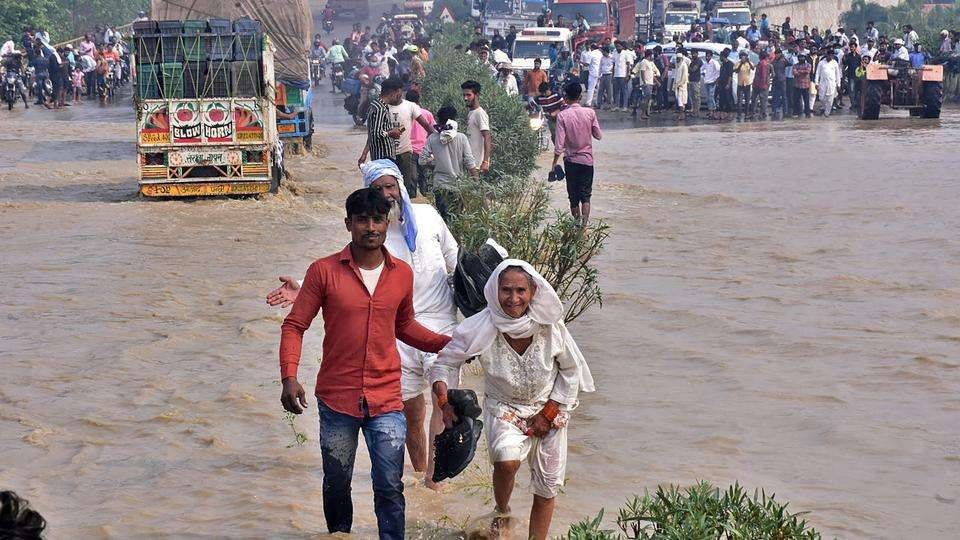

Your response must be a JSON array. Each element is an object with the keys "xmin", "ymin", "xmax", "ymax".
[{"xmin": 435, "ymin": 259, "xmax": 595, "ymax": 393}]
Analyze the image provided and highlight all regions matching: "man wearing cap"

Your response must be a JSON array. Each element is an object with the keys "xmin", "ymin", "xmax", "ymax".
[
  {"xmin": 939, "ymin": 30, "xmax": 953, "ymax": 54},
  {"xmin": 892, "ymin": 38, "xmax": 909, "ymax": 62},
  {"xmin": 268, "ymin": 160, "xmax": 461, "ymax": 492},
  {"xmin": 863, "ymin": 38, "xmax": 878, "ymax": 60}
]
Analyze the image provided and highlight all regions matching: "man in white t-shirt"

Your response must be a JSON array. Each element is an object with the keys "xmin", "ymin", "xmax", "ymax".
[
  {"xmin": 461, "ymin": 80, "xmax": 491, "ymax": 173},
  {"xmin": 613, "ymin": 41, "xmax": 636, "ymax": 111},
  {"xmin": 388, "ymin": 97, "xmax": 435, "ymax": 197}
]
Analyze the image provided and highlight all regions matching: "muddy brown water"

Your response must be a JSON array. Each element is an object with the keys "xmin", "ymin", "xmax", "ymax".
[{"xmin": 1, "ymin": 89, "xmax": 959, "ymax": 538}]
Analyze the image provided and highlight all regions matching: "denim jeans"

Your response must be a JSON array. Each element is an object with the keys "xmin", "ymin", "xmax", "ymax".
[
  {"xmin": 613, "ymin": 76, "xmax": 628, "ymax": 108},
  {"xmin": 771, "ymin": 80, "xmax": 786, "ymax": 117},
  {"xmin": 597, "ymin": 73, "xmax": 613, "ymax": 108},
  {"xmin": 318, "ymin": 399, "xmax": 407, "ymax": 540},
  {"xmin": 704, "ymin": 82, "xmax": 717, "ymax": 111}
]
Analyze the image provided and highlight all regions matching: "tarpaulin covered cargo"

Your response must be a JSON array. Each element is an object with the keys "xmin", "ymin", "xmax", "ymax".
[{"xmin": 150, "ymin": 0, "xmax": 312, "ymax": 85}]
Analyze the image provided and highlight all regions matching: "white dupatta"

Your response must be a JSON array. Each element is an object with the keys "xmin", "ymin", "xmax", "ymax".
[{"xmin": 432, "ymin": 259, "xmax": 595, "ymax": 394}]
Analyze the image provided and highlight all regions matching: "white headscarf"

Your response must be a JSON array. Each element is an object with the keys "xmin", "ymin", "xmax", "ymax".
[{"xmin": 440, "ymin": 259, "xmax": 595, "ymax": 392}]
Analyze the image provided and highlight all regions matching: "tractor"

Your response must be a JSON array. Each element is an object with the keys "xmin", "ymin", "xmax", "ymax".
[{"xmin": 858, "ymin": 60, "xmax": 943, "ymax": 120}]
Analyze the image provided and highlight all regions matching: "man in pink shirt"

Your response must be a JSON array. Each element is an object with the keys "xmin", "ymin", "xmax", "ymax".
[
  {"xmin": 406, "ymin": 89, "xmax": 434, "ymax": 196},
  {"xmin": 551, "ymin": 81, "xmax": 602, "ymax": 224}
]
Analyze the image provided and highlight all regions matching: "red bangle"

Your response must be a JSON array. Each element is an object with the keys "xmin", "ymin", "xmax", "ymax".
[{"xmin": 542, "ymin": 401, "xmax": 560, "ymax": 422}]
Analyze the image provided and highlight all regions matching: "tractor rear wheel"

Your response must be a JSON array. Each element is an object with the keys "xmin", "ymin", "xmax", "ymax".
[
  {"xmin": 922, "ymin": 81, "xmax": 942, "ymax": 119},
  {"xmin": 860, "ymin": 81, "xmax": 881, "ymax": 120}
]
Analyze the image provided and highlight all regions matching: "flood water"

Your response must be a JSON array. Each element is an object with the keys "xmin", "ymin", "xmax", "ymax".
[{"xmin": 1, "ymin": 85, "xmax": 958, "ymax": 538}]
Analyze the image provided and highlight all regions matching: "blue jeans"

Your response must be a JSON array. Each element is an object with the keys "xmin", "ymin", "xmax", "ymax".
[
  {"xmin": 318, "ymin": 399, "xmax": 407, "ymax": 540},
  {"xmin": 704, "ymin": 82, "xmax": 717, "ymax": 111},
  {"xmin": 771, "ymin": 80, "xmax": 786, "ymax": 116}
]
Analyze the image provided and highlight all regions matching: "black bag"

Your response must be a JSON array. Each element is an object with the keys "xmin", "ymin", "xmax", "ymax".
[
  {"xmin": 432, "ymin": 389, "xmax": 484, "ymax": 483},
  {"xmin": 452, "ymin": 243, "xmax": 505, "ymax": 318}
]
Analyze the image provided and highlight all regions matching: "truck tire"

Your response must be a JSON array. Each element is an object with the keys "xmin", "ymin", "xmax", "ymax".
[
  {"xmin": 922, "ymin": 82, "xmax": 942, "ymax": 119},
  {"xmin": 860, "ymin": 81, "xmax": 881, "ymax": 120},
  {"xmin": 270, "ymin": 159, "xmax": 282, "ymax": 194}
]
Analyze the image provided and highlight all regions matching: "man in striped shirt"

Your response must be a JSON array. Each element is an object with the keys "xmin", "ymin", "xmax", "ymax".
[{"xmin": 359, "ymin": 78, "xmax": 405, "ymax": 167}]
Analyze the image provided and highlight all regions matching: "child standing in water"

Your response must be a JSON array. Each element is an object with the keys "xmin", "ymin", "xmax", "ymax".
[{"xmin": 71, "ymin": 65, "xmax": 84, "ymax": 103}]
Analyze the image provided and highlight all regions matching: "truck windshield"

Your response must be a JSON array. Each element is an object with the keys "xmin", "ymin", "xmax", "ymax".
[
  {"xmin": 717, "ymin": 10, "xmax": 750, "ymax": 25},
  {"xmin": 665, "ymin": 13, "xmax": 698, "ymax": 25},
  {"xmin": 522, "ymin": 0, "xmax": 545, "ymax": 15},
  {"xmin": 513, "ymin": 40, "xmax": 556, "ymax": 59},
  {"xmin": 552, "ymin": 4, "xmax": 608, "ymax": 27},
  {"xmin": 486, "ymin": 0, "xmax": 512, "ymax": 13}
]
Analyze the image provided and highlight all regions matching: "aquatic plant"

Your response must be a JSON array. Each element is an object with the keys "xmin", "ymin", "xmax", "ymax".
[
  {"xmin": 282, "ymin": 411, "xmax": 307, "ymax": 448},
  {"xmin": 566, "ymin": 481, "xmax": 822, "ymax": 539}
]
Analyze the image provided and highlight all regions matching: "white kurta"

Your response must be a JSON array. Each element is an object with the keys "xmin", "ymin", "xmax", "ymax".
[
  {"xmin": 387, "ymin": 204, "xmax": 459, "ymax": 398},
  {"xmin": 432, "ymin": 323, "xmax": 583, "ymax": 497}
]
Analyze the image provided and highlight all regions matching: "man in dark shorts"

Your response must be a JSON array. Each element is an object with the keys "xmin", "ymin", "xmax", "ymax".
[{"xmin": 551, "ymin": 81, "xmax": 602, "ymax": 225}]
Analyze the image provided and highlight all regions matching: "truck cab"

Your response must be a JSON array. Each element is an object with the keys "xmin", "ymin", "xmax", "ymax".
[
  {"xmin": 482, "ymin": 0, "xmax": 544, "ymax": 36},
  {"xmin": 552, "ymin": 0, "xmax": 615, "ymax": 43},
  {"xmin": 511, "ymin": 27, "xmax": 573, "ymax": 72},
  {"xmin": 713, "ymin": 1, "xmax": 751, "ymax": 31},
  {"xmin": 663, "ymin": 1, "xmax": 699, "ymax": 39}
]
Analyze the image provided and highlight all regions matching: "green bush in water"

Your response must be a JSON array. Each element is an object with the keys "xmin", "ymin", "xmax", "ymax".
[
  {"xmin": 565, "ymin": 481, "xmax": 823, "ymax": 539},
  {"xmin": 419, "ymin": 24, "xmax": 609, "ymax": 323},
  {"xmin": 420, "ymin": 26, "xmax": 540, "ymax": 182}
]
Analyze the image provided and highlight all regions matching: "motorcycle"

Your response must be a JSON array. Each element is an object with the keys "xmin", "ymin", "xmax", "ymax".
[
  {"xmin": 323, "ymin": 19, "xmax": 334, "ymax": 35},
  {"xmin": 331, "ymin": 62, "xmax": 344, "ymax": 93},
  {"xmin": 310, "ymin": 58, "xmax": 325, "ymax": 87},
  {"xmin": 4, "ymin": 68, "xmax": 25, "ymax": 110},
  {"xmin": 33, "ymin": 73, "xmax": 53, "ymax": 105},
  {"xmin": 99, "ymin": 60, "xmax": 116, "ymax": 103}
]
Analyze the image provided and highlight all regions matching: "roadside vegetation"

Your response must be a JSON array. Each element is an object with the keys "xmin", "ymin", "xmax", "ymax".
[
  {"xmin": 565, "ymin": 481, "xmax": 822, "ymax": 539},
  {"xmin": 842, "ymin": 0, "xmax": 960, "ymax": 52},
  {"xmin": 420, "ymin": 23, "xmax": 609, "ymax": 322},
  {"xmin": 1, "ymin": 0, "xmax": 149, "ymax": 43}
]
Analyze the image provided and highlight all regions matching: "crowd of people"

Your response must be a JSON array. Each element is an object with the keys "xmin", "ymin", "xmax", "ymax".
[
  {"xmin": 264, "ymin": 15, "xmax": 610, "ymax": 540},
  {"xmin": 1, "ymin": 25, "xmax": 130, "ymax": 110},
  {"xmin": 467, "ymin": 14, "xmax": 960, "ymax": 122}
]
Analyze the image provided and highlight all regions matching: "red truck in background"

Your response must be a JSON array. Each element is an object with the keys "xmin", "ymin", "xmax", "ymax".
[{"xmin": 552, "ymin": 0, "xmax": 616, "ymax": 47}]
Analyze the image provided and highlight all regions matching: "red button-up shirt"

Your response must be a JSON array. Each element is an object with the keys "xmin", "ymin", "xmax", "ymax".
[{"xmin": 280, "ymin": 245, "xmax": 451, "ymax": 418}]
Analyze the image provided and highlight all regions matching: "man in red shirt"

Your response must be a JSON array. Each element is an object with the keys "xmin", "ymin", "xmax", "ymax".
[{"xmin": 279, "ymin": 188, "xmax": 451, "ymax": 539}]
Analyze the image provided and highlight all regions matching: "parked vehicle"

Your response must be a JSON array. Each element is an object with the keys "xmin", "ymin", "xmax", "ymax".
[
  {"xmin": 712, "ymin": 1, "xmax": 750, "ymax": 31},
  {"xmin": 552, "ymin": 0, "xmax": 615, "ymax": 47},
  {"xmin": 859, "ymin": 61, "xmax": 943, "ymax": 120},
  {"xmin": 511, "ymin": 27, "xmax": 574, "ymax": 72},
  {"xmin": 482, "ymin": 0, "xmax": 543, "ymax": 37},
  {"xmin": 663, "ymin": 1, "xmax": 699, "ymax": 39}
]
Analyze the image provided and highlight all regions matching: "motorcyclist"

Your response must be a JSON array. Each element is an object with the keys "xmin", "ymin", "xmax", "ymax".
[{"xmin": 2, "ymin": 48, "xmax": 30, "ymax": 109}]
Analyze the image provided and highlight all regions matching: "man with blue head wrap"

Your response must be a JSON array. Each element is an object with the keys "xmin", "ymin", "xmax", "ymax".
[{"xmin": 267, "ymin": 159, "xmax": 460, "ymax": 489}]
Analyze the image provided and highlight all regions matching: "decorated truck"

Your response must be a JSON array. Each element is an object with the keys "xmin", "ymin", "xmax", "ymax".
[{"xmin": 133, "ymin": 0, "xmax": 312, "ymax": 197}]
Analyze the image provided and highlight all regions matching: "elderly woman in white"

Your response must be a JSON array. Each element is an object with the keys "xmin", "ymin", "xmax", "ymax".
[{"xmin": 430, "ymin": 260, "xmax": 594, "ymax": 540}]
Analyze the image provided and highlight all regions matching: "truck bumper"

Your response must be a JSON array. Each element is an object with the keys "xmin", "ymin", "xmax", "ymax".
[{"xmin": 140, "ymin": 180, "xmax": 272, "ymax": 197}]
